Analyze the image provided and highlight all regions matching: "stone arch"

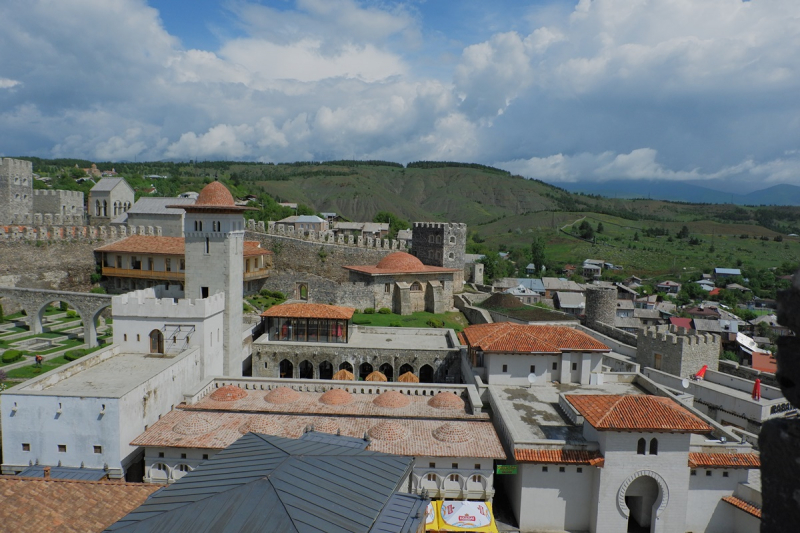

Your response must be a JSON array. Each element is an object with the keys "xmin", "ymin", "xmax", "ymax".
[
  {"xmin": 339, "ymin": 361, "xmax": 353, "ymax": 373},
  {"xmin": 617, "ymin": 470, "xmax": 669, "ymax": 527},
  {"xmin": 466, "ymin": 473, "xmax": 489, "ymax": 492},
  {"xmin": 149, "ymin": 462, "xmax": 170, "ymax": 483},
  {"xmin": 299, "ymin": 360, "xmax": 314, "ymax": 379},
  {"xmin": 379, "ymin": 363, "xmax": 394, "ymax": 382},
  {"xmin": 28, "ymin": 292, "xmax": 110, "ymax": 348},
  {"xmin": 399, "ymin": 363, "xmax": 414, "ymax": 376},
  {"xmin": 279, "ymin": 359, "xmax": 294, "ymax": 378},
  {"xmin": 149, "ymin": 329, "xmax": 164, "ymax": 354},
  {"xmin": 419, "ymin": 364, "xmax": 434, "ymax": 383},
  {"xmin": 171, "ymin": 464, "xmax": 192, "ymax": 481},
  {"xmin": 359, "ymin": 362, "xmax": 373, "ymax": 381},
  {"xmin": 319, "ymin": 361, "xmax": 333, "ymax": 380}
]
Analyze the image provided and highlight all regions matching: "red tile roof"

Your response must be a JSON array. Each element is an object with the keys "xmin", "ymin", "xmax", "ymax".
[
  {"xmin": 722, "ymin": 496, "xmax": 761, "ymax": 518},
  {"xmin": 0, "ymin": 476, "xmax": 159, "ymax": 533},
  {"xmin": 344, "ymin": 251, "xmax": 459, "ymax": 275},
  {"xmin": 688, "ymin": 453, "xmax": 760, "ymax": 469},
  {"xmin": 515, "ymin": 449, "xmax": 605, "ymax": 467},
  {"xmin": 168, "ymin": 181, "xmax": 254, "ymax": 212},
  {"xmin": 752, "ymin": 350, "xmax": 777, "ymax": 373},
  {"xmin": 461, "ymin": 322, "xmax": 609, "ymax": 353},
  {"xmin": 96, "ymin": 236, "xmax": 270, "ymax": 257},
  {"xmin": 669, "ymin": 317, "xmax": 693, "ymax": 330},
  {"xmin": 260, "ymin": 302, "xmax": 355, "ymax": 320},
  {"xmin": 566, "ymin": 394, "xmax": 712, "ymax": 433}
]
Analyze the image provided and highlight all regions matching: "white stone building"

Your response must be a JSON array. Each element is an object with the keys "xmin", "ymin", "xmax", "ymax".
[{"xmin": 89, "ymin": 177, "xmax": 134, "ymax": 224}]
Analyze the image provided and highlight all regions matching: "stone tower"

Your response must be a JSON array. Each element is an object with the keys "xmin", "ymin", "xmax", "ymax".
[
  {"xmin": 637, "ymin": 325, "xmax": 721, "ymax": 377},
  {"xmin": 584, "ymin": 286, "xmax": 617, "ymax": 329},
  {"xmin": 0, "ymin": 158, "xmax": 34, "ymax": 225},
  {"xmin": 170, "ymin": 181, "xmax": 253, "ymax": 376},
  {"xmin": 411, "ymin": 222, "xmax": 467, "ymax": 291}
]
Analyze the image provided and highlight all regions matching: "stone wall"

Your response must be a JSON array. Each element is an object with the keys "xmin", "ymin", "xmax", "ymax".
[
  {"xmin": 718, "ymin": 359, "xmax": 778, "ymax": 388},
  {"xmin": 589, "ymin": 320, "xmax": 639, "ymax": 347},
  {"xmin": 31, "ymin": 189, "xmax": 84, "ymax": 223},
  {"xmin": 0, "ymin": 158, "xmax": 34, "ymax": 225},
  {"xmin": 584, "ymin": 286, "xmax": 617, "ymax": 328},
  {"xmin": 637, "ymin": 325, "xmax": 721, "ymax": 378}
]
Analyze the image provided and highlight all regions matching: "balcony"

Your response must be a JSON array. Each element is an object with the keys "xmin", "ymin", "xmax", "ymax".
[
  {"xmin": 102, "ymin": 266, "xmax": 185, "ymax": 281},
  {"xmin": 244, "ymin": 269, "xmax": 270, "ymax": 281},
  {"xmin": 411, "ymin": 468, "xmax": 495, "ymax": 501}
]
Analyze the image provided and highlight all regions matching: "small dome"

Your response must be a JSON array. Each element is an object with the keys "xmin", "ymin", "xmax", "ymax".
[
  {"xmin": 209, "ymin": 385, "xmax": 248, "ymax": 402},
  {"xmin": 263, "ymin": 387, "xmax": 301, "ymax": 404},
  {"xmin": 173, "ymin": 414, "xmax": 219, "ymax": 435},
  {"xmin": 432, "ymin": 422, "xmax": 472, "ymax": 443},
  {"xmin": 365, "ymin": 371, "xmax": 387, "ymax": 382},
  {"xmin": 319, "ymin": 388, "xmax": 353, "ymax": 405},
  {"xmin": 239, "ymin": 417, "xmax": 283, "ymax": 436},
  {"xmin": 375, "ymin": 252, "xmax": 426, "ymax": 272},
  {"xmin": 397, "ymin": 371, "xmax": 419, "ymax": 383},
  {"xmin": 373, "ymin": 390, "xmax": 411, "ymax": 409},
  {"xmin": 312, "ymin": 419, "xmax": 340, "ymax": 434},
  {"xmin": 428, "ymin": 392, "xmax": 465, "ymax": 410},
  {"xmin": 195, "ymin": 181, "xmax": 235, "ymax": 207},
  {"xmin": 368, "ymin": 420, "xmax": 410, "ymax": 441},
  {"xmin": 332, "ymin": 369, "xmax": 355, "ymax": 381}
]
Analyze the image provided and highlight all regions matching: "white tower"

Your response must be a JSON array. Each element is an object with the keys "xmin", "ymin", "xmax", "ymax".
[{"xmin": 169, "ymin": 181, "xmax": 253, "ymax": 376}]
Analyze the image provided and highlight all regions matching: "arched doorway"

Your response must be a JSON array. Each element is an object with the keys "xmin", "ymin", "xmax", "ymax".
[
  {"xmin": 279, "ymin": 359, "xmax": 294, "ymax": 378},
  {"xmin": 625, "ymin": 475, "xmax": 660, "ymax": 532},
  {"xmin": 299, "ymin": 360, "xmax": 313, "ymax": 379},
  {"xmin": 419, "ymin": 364, "xmax": 434, "ymax": 383},
  {"xmin": 399, "ymin": 363, "xmax": 414, "ymax": 376},
  {"xmin": 379, "ymin": 363, "xmax": 394, "ymax": 381},
  {"xmin": 339, "ymin": 361, "xmax": 353, "ymax": 372},
  {"xmin": 359, "ymin": 362, "xmax": 373, "ymax": 381},
  {"xmin": 319, "ymin": 361, "xmax": 333, "ymax": 380},
  {"xmin": 149, "ymin": 329, "xmax": 164, "ymax": 354}
]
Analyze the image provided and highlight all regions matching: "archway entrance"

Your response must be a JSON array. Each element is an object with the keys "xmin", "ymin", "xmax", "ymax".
[
  {"xmin": 399, "ymin": 363, "xmax": 414, "ymax": 376},
  {"xmin": 359, "ymin": 362, "xmax": 373, "ymax": 381},
  {"xmin": 319, "ymin": 361, "xmax": 333, "ymax": 380},
  {"xmin": 299, "ymin": 360, "xmax": 313, "ymax": 379},
  {"xmin": 379, "ymin": 363, "xmax": 394, "ymax": 381},
  {"xmin": 625, "ymin": 475, "xmax": 660, "ymax": 532},
  {"xmin": 149, "ymin": 329, "xmax": 164, "ymax": 354},
  {"xmin": 279, "ymin": 359, "xmax": 294, "ymax": 378},
  {"xmin": 339, "ymin": 361, "xmax": 353, "ymax": 372},
  {"xmin": 419, "ymin": 364, "xmax": 434, "ymax": 383}
]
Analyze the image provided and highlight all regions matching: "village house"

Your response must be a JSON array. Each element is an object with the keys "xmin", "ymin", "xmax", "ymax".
[
  {"xmin": 657, "ymin": 280, "xmax": 682, "ymax": 293},
  {"xmin": 332, "ymin": 221, "xmax": 390, "ymax": 239},
  {"xmin": 276, "ymin": 214, "xmax": 328, "ymax": 233}
]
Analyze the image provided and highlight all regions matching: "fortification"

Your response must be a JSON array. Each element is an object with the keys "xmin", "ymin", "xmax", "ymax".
[
  {"xmin": 411, "ymin": 222, "xmax": 467, "ymax": 290},
  {"xmin": 32, "ymin": 189, "xmax": 84, "ymax": 223},
  {"xmin": 112, "ymin": 287, "xmax": 225, "ymax": 319},
  {"xmin": 637, "ymin": 324, "xmax": 721, "ymax": 378},
  {"xmin": 0, "ymin": 224, "xmax": 162, "ymax": 241},
  {"xmin": 0, "ymin": 158, "xmax": 34, "ymax": 225},
  {"xmin": 584, "ymin": 286, "xmax": 617, "ymax": 328}
]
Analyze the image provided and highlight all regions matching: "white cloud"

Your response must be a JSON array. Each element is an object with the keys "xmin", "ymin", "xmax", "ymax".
[{"xmin": 0, "ymin": 78, "xmax": 21, "ymax": 89}]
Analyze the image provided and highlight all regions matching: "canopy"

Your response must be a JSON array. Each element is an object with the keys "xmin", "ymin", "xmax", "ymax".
[
  {"xmin": 398, "ymin": 371, "xmax": 420, "ymax": 383},
  {"xmin": 332, "ymin": 369, "xmax": 354, "ymax": 381},
  {"xmin": 425, "ymin": 502, "xmax": 441, "ymax": 531},
  {"xmin": 434, "ymin": 500, "xmax": 498, "ymax": 532},
  {"xmin": 365, "ymin": 371, "xmax": 388, "ymax": 382}
]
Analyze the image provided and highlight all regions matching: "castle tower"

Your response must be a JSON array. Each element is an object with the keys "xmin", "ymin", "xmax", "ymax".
[
  {"xmin": 169, "ymin": 181, "xmax": 254, "ymax": 376},
  {"xmin": 584, "ymin": 286, "xmax": 617, "ymax": 329},
  {"xmin": 0, "ymin": 158, "xmax": 34, "ymax": 225},
  {"xmin": 411, "ymin": 222, "xmax": 467, "ymax": 291}
]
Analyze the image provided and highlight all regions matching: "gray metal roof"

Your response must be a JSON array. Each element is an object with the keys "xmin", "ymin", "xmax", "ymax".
[
  {"xmin": 91, "ymin": 178, "xmax": 129, "ymax": 192},
  {"xmin": 127, "ymin": 197, "xmax": 195, "ymax": 215},
  {"xmin": 106, "ymin": 433, "xmax": 421, "ymax": 533},
  {"xmin": 299, "ymin": 430, "xmax": 369, "ymax": 450},
  {"xmin": 369, "ymin": 493, "xmax": 425, "ymax": 533},
  {"xmin": 17, "ymin": 465, "xmax": 108, "ymax": 481}
]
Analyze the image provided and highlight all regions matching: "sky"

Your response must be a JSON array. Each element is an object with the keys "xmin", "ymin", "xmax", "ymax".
[{"xmin": 1, "ymin": 0, "xmax": 799, "ymax": 190}]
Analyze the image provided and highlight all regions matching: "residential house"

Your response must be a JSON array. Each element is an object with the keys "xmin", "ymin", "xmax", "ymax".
[
  {"xmin": 89, "ymin": 177, "xmax": 134, "ymax": 224},
  {"xmin": 616, "ymin": 300, "xmax": 635, "ymax": 318},
  {"xmin": 332, "ymin": 221, "xmax": 390, "ymax": 239},
  {"xmin": 562, "ymin": 264, "xmax": 576, "ymax": 276},
  {"xmin": 554, "ymin": 291, "xmax": 585, "ymax": 316},
  {"xmin": 111, "ymin": 197, "xmax": 195, "ymax": 237},
  {"xmin": 542, "ymin": 277, "xmax": 584, "ymax": 299},
  {"xmin": 504, "ymin": 284, "xmax": 542, "ymax": 305},
  {"xmin": 714, "ymin": 267, "xmax": 742, "ymax": 280},
  {"xmin": 657, "ymin": 280, "xmax": 682, "ymax": 294},
  {"xmin": 684, "ymin": 305, "xmax": 722, "ymax": 320},
  {"xmin": 276, "ymin": 215, "xmax": 328, "ymax": 233},
  {"xmin": 696, "ymin": 279, "xmax": 716, "ymax": 291}
]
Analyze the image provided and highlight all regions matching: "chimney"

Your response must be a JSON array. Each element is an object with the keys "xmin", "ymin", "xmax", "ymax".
[{"xmin": 43, "ymin": 466, "xmax": 51, "ymax": 479}]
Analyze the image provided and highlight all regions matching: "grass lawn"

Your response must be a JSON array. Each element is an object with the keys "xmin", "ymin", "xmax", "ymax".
[
  {"xmin": 0, "ymin": 326, "xmax": 29, "ymax": 336},
  {"xmin": 1, "ymin": 311, "xmax": 26, "ymax": 321},
  {"xmin": 351, "ymin": 311, "xmax": 469, "ymax": 332},
  {"xmin": 5, "ymin": 344, "xmax": 107, "ymax": 380},
  {"xmin": 245, "ymin": 295, "xmax": 286, "ymax": 312}
]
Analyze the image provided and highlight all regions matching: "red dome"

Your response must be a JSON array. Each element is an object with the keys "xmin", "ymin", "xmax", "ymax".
[
  {"xmin": 375, "ymin": 252, "xmax": 425, "ymax": 272},
  {"xmin": 209, "ymin": 385, "xmax": 247, "ymax": 402},
  {"xmin": 195, "ymin": 181, "xmax": 235, "ymax": 207}
]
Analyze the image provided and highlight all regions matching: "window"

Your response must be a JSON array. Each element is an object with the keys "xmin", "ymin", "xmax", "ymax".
[
  {"xmin": 158, "ymin": 452, "xmax": 164, "ymax": 458},
  {"xmin": 502, "ymin": 364, "xmax": 508, "ymax": 373},
  {"xmin": 194, "ymin": 220, "xmax": 198, "ymax": 231},
  {"xmin": 201, "ymin": 287, "xmax": 209, "ymax": 298},
  {"xmin": 58, "ymin": 445, "xmax": 67, "ymax": 453},
  {"xmin": 429, "ymin": 462, "xmax": 436, "ymax": 468},
  {"xmin": 577, "ymin": 467, "xmax": 583, "ymax": 473},
  {"xmin": 552, "ymin": 362, "xmax": 558, "ymax": 370},
  {"xmin": 93, "ymin": 445, "xmax": 102, "ymax": 454},
  {"xmin": 470, "ymin": 475, "xmax": 481, "ymax": 483},
  {"xmin": 203, "ymin": 454, "xmax": 209, "ymax": 460},
  {"xmin": 180, "ymin": 259, "xmax": 185, "ymax": 271},
  {"xmin": 637, "ymin": 438, "xmax": 646, "ymax": 455},
  {"xmin": 264, "ymin": 362, "xmax": 268, "ymax": 369},
  {"xmin": 542, "ymin": 466, "xmax": 548, "ymax": 472},
  {"xmin": 559, "ymin": 467, "xmax": 565, "ymax": 473},
  {"xmin": 181, "ymin": 453, "xmax": 187, "ymax": 459},
  {"xmin": 178, "ymin": 465, "xmax": 191, "ymax": 472},
  {"xmin": 22, "ymin": 443, "xmax": 30, "ymax": 452},
  {"xmin": 691, "ymin": 470, "xmax": 697, "ymax": 476},
  {"xmin": 572, "ymin": 362, "xmax": 578, "ymax": 371},
  {"xmin": 448, "ymin": 474, "xmax": 459, "ymax": 482},
  {"xmin": 166, "ymin": 258, "xmax": 171, "ymax": 272},
  {"xmin": 474, "ymin": 464, "xmax": 480, "ymax": 470},
  {"xmin": 385, "ymin": 283, "xmax": 390, "ymax": 293},
  {"xmin": 449, "ymin": 236, "xmax": 456, "ymax": 244},
  {"xmin": 137, "ymin": 334, "xmax": 140, "ymax": 341},
  {"xmin": 723, "ymin": 471, "xmax": 729, "ymax": 478},
  {"xmin": 205, "ymin": 237, "xmax": 210, "ymax": 253},
  {"xmin": 654, "ymin": 352, "xmax": 663, "ymax": 370},
  {"xmin": 198, "ymin": 221, "xmax": 202, "ymax": 231},
  {"xmin": 410, "ymin": 281, "xmax": 422, "ymax": 292},
  {"xmin": 451, "ymin": 463, "xmax": 458, "ymax": 469},
  {"xmin": 147, "ymin": 257, "xmax": 154, "ymax": 270},
  {"xmin": 123, "ymin": 334, "xmax": 127, "ymax": 342},
  {"xmin": 649, "ymin": 438, "xmax": 658, "ymax": 455},
  {"xmin": 426, "ymin": 473, "xmax": 436, "ymax": 482},
  {"xmin": 428, "ymin": 235, "xmax": 434, "ymax": 243},
  {"xmin": 706, "ymin": 470, "xmax": 712, "ymax": 477},
  {"xmin": 530, "ymin": 365, "xmax": 535, "ymax": 373}
]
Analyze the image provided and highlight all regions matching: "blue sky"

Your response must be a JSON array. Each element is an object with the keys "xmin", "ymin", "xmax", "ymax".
[{"xmin": 1, "ymin": 0, "xmax": 799, "ymax": 190}]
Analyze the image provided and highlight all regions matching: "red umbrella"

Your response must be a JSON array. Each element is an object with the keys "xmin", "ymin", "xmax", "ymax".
[
  {"xmin": 752, "ymin": 378, "xmax": 761, "ymax": 401},
  {"xmin": 695, "ymin": 365, "xmax": 708, "ymax": 380}
]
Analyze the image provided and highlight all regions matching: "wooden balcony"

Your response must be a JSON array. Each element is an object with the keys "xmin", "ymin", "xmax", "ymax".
[
  {"xmin": 243, "ymin": 269, "xmax": 270, "ymax": 280},
  {"xmin": 102, "ymin": 266, "xmax": 185, "ymax": 281}
]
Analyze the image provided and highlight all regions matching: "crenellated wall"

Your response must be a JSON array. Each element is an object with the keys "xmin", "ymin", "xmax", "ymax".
[
  {"xmin": 0, "ymin": 224, "xmax": 162, "ymax": 241},
  {"xmin": 637, "ymin": 324, "xmax": 721, "ymax": 378}
]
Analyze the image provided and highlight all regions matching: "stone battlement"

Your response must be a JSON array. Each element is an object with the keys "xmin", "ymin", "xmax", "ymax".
[
  {"xmin": 250, "ymin": 219, "xmax": 408, "ymax": 251},
  {"xmin": 33, "ymin": 189, "xmax": 83, "ymax": 198},
  {"xmin": 641, "ymin": 324, "xmax": 720, "ymax": 346},
  {"xmin": 0, "ymin": 158, "xmax": 33, "ymax": 176},
  {"xmin": 413, "ymin": 222, "xmax": 467, "ymax": 230},
  {"xmin": 0, "ymin": 224, "xmax": 163, "ymax": 241},
  {"xmin": 113, "ymin": 288, "xmax": 225, "ymax": 318}
]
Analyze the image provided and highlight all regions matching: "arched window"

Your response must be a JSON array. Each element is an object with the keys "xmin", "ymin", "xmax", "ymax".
[
  {"xmin": 149, "ymin": 329, "xmax": 164, "ymax": 354},
  {"xmin": 96, "ymin": 200, "xmax": 101, "ymax": 216},
  {"xmin": 449, "ymin": 236, "xmax": 456, "ymax": 244},
  {"xmin": 279, "ymin": 359, "xmax": 294, "ymax": 378},
  {"xmin": 339, "ymin": 361, "xmax": 353, "ymax": 373},
  {"xmin": 419, "ymin": 364, "xmax": 434, "ymax": 383},
  {"xmin": 649, "ymin": 438, "xmax": 658, "ymax": 455},
  {"xmin": 299, "ymin": 360, "xmax": 313, "ymax": 379},
  {"xmin": 410, "ymin": 281, "xmax": 422, "ymax": 292},
  {"xmin": 428, "ymin": 235, "xmax": 434, "ymax": 243},
  {"xmin": 318, "ymin": 361, "xmax": 333, "ymax": 380},
  {"xmin": 359, "ymin": 362, "xmax": 373, "ymax": 381},
  {"xmin": 198, "ymin": 221, "xmax": 203, "ymax": 231},
  {"xmin": 637, "ymin": 438, "xmax": 646, "ymax": 455},
  {"xmin": 194, "ymin": 220, "xmax": 198, "ymax": 231}
]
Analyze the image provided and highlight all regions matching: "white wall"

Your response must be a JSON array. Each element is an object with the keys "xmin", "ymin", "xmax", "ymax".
[
  {"xmin": 517, "ymin": 463, "xmax": 597, "ymax": 531},
  {"xmin": 413, "ymin": 456, "xmax": 495, "ymax": 500},
  {"xmin": 685, "ymin": 469, "xmax": 748, "ymax": 533},
  {"xmin": 485, "ymin": 351, "xmax": 602, "ymax": 386}
]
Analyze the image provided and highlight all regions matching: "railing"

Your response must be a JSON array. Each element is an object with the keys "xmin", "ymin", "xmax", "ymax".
[
  {"xmin": 243, "ymin": 269, "xmax": 270, "ymax": 280},
  {"xmin": 102, "ymin": 266, "xmax": 185, "ymax": 281}
]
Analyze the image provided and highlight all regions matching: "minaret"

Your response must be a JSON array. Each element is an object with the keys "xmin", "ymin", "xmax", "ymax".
[{"xmin": 169, "ymin": 181, "xmax": 253, "ymax": 376}]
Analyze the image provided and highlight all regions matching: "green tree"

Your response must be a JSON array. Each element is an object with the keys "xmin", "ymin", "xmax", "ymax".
[
  {"xmin": 596, "ymin": 222, "xmax": 604, "ymax": 234},
  {"xmin": 578, "ymin": 220, "xmax": 594, "ymax": 240},
  {"xmin": 677, "ymin": 226, "xmax": 690, "ymax": 239},
  {"xmin": 530, "ymin": 237, "xmax": 546, "ymax": 274},
  {"xmin": 374, "ymin": 211, "xmax": 410, "ymax": 239}
]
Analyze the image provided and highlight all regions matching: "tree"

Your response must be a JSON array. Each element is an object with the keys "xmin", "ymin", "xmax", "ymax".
[
  {"xmin": 578, "ymin": 220, "xmax": 594, "ymax": 240},
  {"xmin": 633, "ymin": 232, "xmax": 640, "ymax": 241},
  {"xmin": 374, "ymin": 211, "xmax": 410, "ymax": 239},
  {"xmin": 596, "ymin": 222, "xmax": 604, "ymax": 234},
  {"xmin": 530, "ymin": 237, "xmax": 546, "ymax": 274},
  {"xmin": 677, "ymin": 226, "xmax": 690, "ymax": 239}
]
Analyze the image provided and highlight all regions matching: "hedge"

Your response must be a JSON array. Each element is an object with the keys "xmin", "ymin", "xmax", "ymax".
[
  {"xmin": 64, "ymin": 349, "xmax": 90, "ymax": 362},
  {"xmin": 2, "ymin": 350, "xmax": 25, "ymax": 364},
  {"xmin": 378, "ymin": 308, "xmax": 392, "ymax": 314},
  {"xmin": 363, "ymin": 308, "xmax": 375, "ymax": 314}
]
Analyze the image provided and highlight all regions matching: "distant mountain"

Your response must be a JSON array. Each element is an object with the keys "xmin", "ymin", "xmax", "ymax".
[{"xmin": 554, "ymin": 180, "xmax": 800, "ymax": 206}]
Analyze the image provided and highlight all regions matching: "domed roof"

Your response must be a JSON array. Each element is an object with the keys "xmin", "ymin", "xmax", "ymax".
[
  {"xmin": 319, "ymin": 388, "xmax": 353, "ymax": 405},
  {"xmin": 239, "ymin": 417, "xmax": 284, "ymax": 436},
  {"xmin": 209, "ymin": 385, "xmax": 248, "ymax": 402},
  {"xmin": 173, "ymin": 414, "xmax": 219, "ymax": 435},
  {"xmin": 263, "ymin": 387, "xmax": 301, "ymax": 404},
  {"xmin": 312, "ymin": 419, "xmax": 340, "ymax": 434},
  {"xmin": 368, "ymin": 420, "xmax": 410, "ymax": 441},
  {"xmin": 432, "ymin": 422, "xmax": 472, "ymax": 443},
  {"xmin": 373, "ymin": 390, "xmax": 411, "ymax": 409},
  {"xmin": 364, "ymin": 371, "xmax": 387, "ymax": 382},
  {"xmin": 195, "ymin": 181, "xmax": 235, "ymax": 207},
  {"xmin": 427, "ymin": 392, "xmax": 465, "ymax": 410},
  {"xmin": 375, "ymin": 252, "xmax": 426, "ymax": 272}
]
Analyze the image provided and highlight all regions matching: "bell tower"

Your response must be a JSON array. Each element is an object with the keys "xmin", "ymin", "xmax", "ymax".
[{"xmin": 170, "ymin": 181, "xmax": 253, "ymax": 376}]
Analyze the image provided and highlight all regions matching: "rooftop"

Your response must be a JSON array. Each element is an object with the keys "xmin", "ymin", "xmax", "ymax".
[
  {"xmin": 258, "ymin": 325, "xmax": 456, "ymax": 351},
  {"xmin": 90, "ymin": 177, "xmax": 129, "ymax": 192},
  {"xmin": 169, "ymin": 181, "xmax": 253, "ymax": 212},
  {"xmin": 96, "ymin": 236, "xmax": 270, "ymax": 257},
  {"xmin": 260, "ymin": 302, "xmax": 355, "ymax": 320},
  {"xmin": 566, "ymin": 394, "xmax": 713, "ymax": 433},
  {"xmin": 688, "ymin": 452, "xmax": 760, "ymax": 469},
  {"xmin": 344, "ymin": 251, "xmax": 459, "ymax": 276},
  {"xmin": 125, "ymin": 197, "xmax": 195, "ymax": 215},
  {"xmin": 461, "ymin": 322, "xmax": 608, "ymax": 353},
  {"xmin": 0, "ymin": 476, "xmax": 159, "ymax": 533}
]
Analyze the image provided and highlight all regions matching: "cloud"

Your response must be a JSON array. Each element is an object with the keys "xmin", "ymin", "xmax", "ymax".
[{"xmin": 0, "ymin": 78, "xmax": 21, "ymax": 89}]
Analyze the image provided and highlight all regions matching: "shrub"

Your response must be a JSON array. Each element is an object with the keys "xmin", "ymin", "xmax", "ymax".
[
  {"xmin": 1, "ymin": 350, "xmax": 24, "ymax": 364},
  {"xmin": 378, "ymin": 308, "xmax": 392, "ymax": 314},
  {"xmin": 352, "ymin": 318, "xmax": 371, "ymax": 325},
  {"xmin": 426, "ymin": 319, "xmax": 445, "ymax": 328},
  {"xmin": 260, "ymin": 288, "xmax": 286, "ymax": 300},
  {"xmin": 90, "ymin": 287, "xmax": 107, "ymax": 294},
  {"xmin": 389, "ymin": 321, "xmax": 403, "ymax": 327},
  {"xmin": 90, "ymin": 273, "xmax": 102, "ymax": 284},
  {"xmin": 363, "ymin": 308, "xmax": 375, "ymax": 314},
  {"xmin": 66, "ymin": 310, "xmax": 78, "ymax": 318},
  {"xmin": 64, "ymin": 349, "xmax": 89, "ymax": 362},
  {"xmin": 59, "ymin": 302, "xmax": 69, "ymax": 311},
  {"xmin": 0, "ymin": 369, "xmax": 7, "ymax": 381}
]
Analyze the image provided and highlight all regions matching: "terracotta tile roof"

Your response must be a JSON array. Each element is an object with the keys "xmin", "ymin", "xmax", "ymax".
[
  {"xmin": 669, "ymin": 317, "xmax": 693, "ymax": 330},
  {"xmin": 514, "ymin": 449, "xmax": 605, "ymax": 467},
  {"xmin": 398, "ymin": 371, "xmax": 419, "ymax": 383},
  {"xmin": 688, "ymin": 453, "xmax": 760, "ymax": 468},
  {"xmin": 752, "ymin": 350, "xmax": 778, "ymax": 373},
  {"xmin": 722, "ymin": 496, "xmax": 762, "ymax": 518},
  {"xmin": 168, "ymin": 181, "xmax": 254, "ymax": 212},
  {"xmin": 260, "ymin": 302, "xmax": 355, "ymax": 320},
  {"xmin": 461, "ymin": 322, "xmax": 609, "ymax": 353},
  {"xmin": 96, "ymin": 236, "xmax": 268, "ymax": 257},
  {"xmin": 132, "ymin": 409, "xmax": 506, "ymax": 459},
  {"xmin": 566, "ymin": 394, "xmax": 713, "ymax": 433},
  {"xmin": 0, "ymin": 476, "xmax": 159, "ymax": 533},
  {"xmin": 344, "ymin": 251, "xmax": 460, "ymax": 275},
  {"xmin": 182, "ymin": 384, "xmax": 488, "ymax": 421}
]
